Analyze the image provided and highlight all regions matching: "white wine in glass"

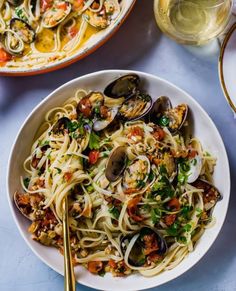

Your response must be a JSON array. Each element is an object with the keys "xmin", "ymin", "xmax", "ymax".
[{"xmin": 154, "ymin": 0, "xmax": 232, "ymax": 45}]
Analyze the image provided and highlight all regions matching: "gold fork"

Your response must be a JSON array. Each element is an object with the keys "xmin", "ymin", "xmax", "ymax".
[{"xmin": 63, "ymin": 196, "xmax": 76, "ymax": 291}]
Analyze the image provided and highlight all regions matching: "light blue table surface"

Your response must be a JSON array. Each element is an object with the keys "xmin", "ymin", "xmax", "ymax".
[{"xmin": 1, "ymin": 1, "xmax": 236, "ymax": 291}]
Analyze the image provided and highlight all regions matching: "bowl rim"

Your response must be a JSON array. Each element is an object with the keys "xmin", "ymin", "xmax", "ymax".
[
  {"xmin": 7, "ymin": 69, "xmax": 231, "ymax": 290},
  {"xmin": 0, "ymin": 0, "xmax": 136, "ymax": 77},
  {"xmin": 218, "ymin": 22, "xmax": 236, "ymax": 113}
]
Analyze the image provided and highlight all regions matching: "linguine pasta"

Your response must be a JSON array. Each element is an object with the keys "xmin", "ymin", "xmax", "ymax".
[{"xmin": 15, "ymin": 81, "xmax": 221, "ymax": 277}]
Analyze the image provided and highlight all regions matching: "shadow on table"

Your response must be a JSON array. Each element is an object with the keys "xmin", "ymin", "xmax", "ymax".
[{"xmin": 0, "ymin": 0, "xmax": 161, "ymax": 113}]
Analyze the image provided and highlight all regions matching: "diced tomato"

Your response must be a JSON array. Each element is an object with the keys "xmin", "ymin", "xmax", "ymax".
[
  {"xmin": 17, "ymin": 193, "xmax": 30, "ymax": 206},
  {"xmin": 163, "ymin": 214, "xmax": 176, "ymax": 226},
  {"xmin": 82, "ymin": 205, "xmax": 92, "ymax": 218},
  {"xmin": 64, "ymin": 172, "xmax": 73, "ymax": 182},
  {"xmin": 124, "ymin": 188, "xmax": 137, "ymax": 195},
  {"xmin": 0, "ymin": 47, "xmax": 11, "ymax": 62},
  {"xmin": 40, "ymin": 0, "xmax": 53, "ymax": 12},
  {"xmin": 148, "ymin": 253, "xmax": 162, "ymax": 263},
  {"xmin": 100, "ymin": 105, "xmax": 109, "ymax": 119},
  {"xmin": 73, "ymin": 0, "xmax": 84, "ymax": 10},
  {"xmin": 143, "ymin": 233, "xmax": 159, "ymax": 255},
  {"xmin": 68, "ymin": 26, "xmax": 78, "ymax": 38},
  {"xmin": 108, "ymin": 259, "xmax": 117, "ymax": 269},
  {"xmin": 42, "ymin": 209, "xmax": 57, "ymax": 226},
  {"xmin": 130, "ymin": 126, "xmax": 144, "ymax": 138},
  {"xmin": 127, "ymin": 197, "xmax": 143, "ymax": 222},
  {"xmin": 88, "ymin": 150, "xmax": 100, "ymax": 165},
  {"xmin": 153, "ymin": 127, "xmax": 165, "ymax": 141},
  {"xmin": 78, "ymin": 97, "xmax": 92, "ymax": 118},
  {"xmin": 167, "ymin": 198, "xmax": 180, "ymax": 211},
  {"xmin": 56, "ymin": 2, "xmax": 67, "ymax": 10},
  {"xmin": 188, "ymin": 149, "xmax": 198, "ymax": 159},
  {"xmin": 87, "ymin": 261, "xmax": 103, "ymax": 274},
  {"xmin": 91, "ymin": 2, "xmax": 99, "ymax": 9}
]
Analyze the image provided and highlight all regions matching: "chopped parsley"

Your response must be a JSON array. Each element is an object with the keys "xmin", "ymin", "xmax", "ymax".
[
  {"xmin": 23, "ymin": 177, "xmax": 30, "ymax": 188},
  {"xmin": 137, "ymin": 179, "xmax": 146, "ymax": 188},
  {"xmin": 67, "ymin": 121, "xmax": 80, "ymax": 132},
  {"xmin": 54, "ymin": 167, "xmax": 62, "ymax": 174},
  {"xmin": 151, "ymin": 173, "xmax": 174, "ymax": 198},
  {"xmin": 108, "ymin": 206, "xmax": 120, "ymax": 220},
  {"xmin": 166, "ymin": 222, "xmax": 180, "ymax": 236},
  {"xmin": 86, "ymin": 185, "xmax": 94, "ymax": 193},
  {"xmin": 148, "ymin": 170, "xmax": 155, "ymax": 181},
  {"xmin": 89, "ymin": 131, "xmax": 100, "ymax": 150},
  {"xmin": 182, "ymin": 223, "xmax": 191, "ymax": 232},
  {"xmin": 158, "ymin": 116, "xmax": 170, "ymax": 127},
  {"xmin": 181, "ymin": 205, "xmax": 193, "ymax": 219},
  {"xmin": 178, "ymin": 236, "xmax": 187, "ymax": 244},
  {"xmin": 151, "ymin": 208, "xmax": 161, "ymax": 225},
  {"xmin": 15, "ymin": 7, "xmax": 28, "ymax": 21},
  {"xmin": 196, "ymin": 207, "xmax": 203, "ymax": 218},
  {"xmin": 177, "ymin": 158, "xmax": 190, "ymax": 185}
]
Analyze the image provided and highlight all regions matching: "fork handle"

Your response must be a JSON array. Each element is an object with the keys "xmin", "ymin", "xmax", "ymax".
[{"xmin": 63, "ymin": 196, "xmax": 76, "ymax": 291}]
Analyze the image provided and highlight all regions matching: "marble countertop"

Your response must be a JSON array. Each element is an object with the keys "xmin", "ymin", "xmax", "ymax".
[{"xmin": 1, "ymin": 1, "xmax": 236, "ymax": 291}]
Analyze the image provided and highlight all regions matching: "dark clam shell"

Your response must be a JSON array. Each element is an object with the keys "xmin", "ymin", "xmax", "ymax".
[
  {"xmin": 105, "ymin": 146, "xmax": 127, "ymax": 182},
  {"xmin": 191, "ymin": 179, "xmax": 222, "ymax": 211},
  {"xmin": 7, "ymin": 0, "xmax": 23, "ymax": 6},
  {"xmin": 148, "ymin": 96, "xmax": 188, "ymax": 133},
  {"xmin": 119, "ymin": 92, "xmax": 152, "ymax": 121},
  {"xmin": 51, "ymin": 117, "xmax": 70, "ymax": 134},
  {"xmin": 104, "ymin": 74, "xmax": 140, "ymax": 99},
  {"xmin": 121, "ymin": 227, "xmax": 167, "ymax": 267},
  {"xmin": 10, "ymin": 18, "xmax": 35, "ymax": 44}
]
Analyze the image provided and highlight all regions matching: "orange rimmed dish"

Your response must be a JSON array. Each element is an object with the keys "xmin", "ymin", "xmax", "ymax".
[
  {"xmin": 0, "ymin": 0, "xmax": 136, "ymax": 76},
  {"xmin": 219, "ymin": 22, "xmax": 236, "ymax": 113}
]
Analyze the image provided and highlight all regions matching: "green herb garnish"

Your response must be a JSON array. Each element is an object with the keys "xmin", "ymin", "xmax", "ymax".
[
  {"xmin": 182, "ymin": 223, "xmax": 191, "ymax": 232},
  {"xmin": 89, "ymin": 131, "xmax": 100, "ymax": 150},
  {"xmin": 166, "ymin": 222, "xmax": 180, "ymax": 236},
  {"xmin": 23, "ymin": 177, "xmax": 30, "ymax": 188},
  {"xmin": 137, "ymin": 179, "xmax": 145, "ymax": 188},
  {"xmin": 54, "ymin": 167, "xmax": 62, "ymax": 174},
  {"xmin": 108, "ymin": 206, "xmax": 120, "ymax": 219},
  {"xmin": 158, "ymin": 116, "xmax": 170, "ymax": 127},
  {"xmin": 151, "ymin": 208, "xmax": 161, "ymax": 225},
  {"xmin": 15, "ymin": 7, "xmax": 28, "ymax": 21}
]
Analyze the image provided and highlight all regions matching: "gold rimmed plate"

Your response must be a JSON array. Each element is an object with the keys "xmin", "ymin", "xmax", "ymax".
[{"xmin": 219, "ymin": 22, "xmax": 236, "ymax": 113}]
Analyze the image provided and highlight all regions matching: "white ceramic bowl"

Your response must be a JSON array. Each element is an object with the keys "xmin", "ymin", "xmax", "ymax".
[
  {"xmin": 7, "ymin": 70, "xmax": 230, "ymax": 291},
  {"xmin": 0, "ymin": 1, "xmax": 136, "ymax": 76}
]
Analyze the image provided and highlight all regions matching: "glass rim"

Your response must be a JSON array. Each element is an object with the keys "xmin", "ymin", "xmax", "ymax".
[{"xmin": 174, "ymin": 0, "xmax": 232, "ymax": 9}]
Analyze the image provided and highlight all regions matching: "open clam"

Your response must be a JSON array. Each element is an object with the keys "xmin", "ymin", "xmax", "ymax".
[
  {"xmin": 0, "ymin": 30, "xmax": 24, "ymax": 56},
  {"xmin": 119, "ymin": 92, "xmax": 152, "ymax": 122},
  {"xmin": 10, "ymin": 18, "xmax": 35, "ymax": 44},
  {"xmin": 104, "ymin": 0, "xmax": 121, "ymax": 20},
  {"xmin": 122, "ymin": 156, "xmax": 150, "ymax": 193},
  {"xmin": 192, "ymin": 179, "xmax": 222, "ymax": 211},
  {"xmin": 149, "ymin": 96, "xmax": 188, "ymax": 133},
  {"xmin": 51, "ymin": 117, "xmax": 70, "ymax": 134},
  {"xmin": 104, "ymin": 74, "xmax": 140, "ymax": 99},
  {"xmin": 121, "ymin": 227, "xmax": 167, "ymax": 267},
  {"xmin": 178, "ymin": 154, "xmax": 203, "ymax": 184},
  {"xmin": 42, "ymin": 1, "xmax": 71, "ymax": 28},
  {"xmin": 77, "ymin": 92, "xmax": 104, "ymax": 118},
  {"xmin": 7, "ymin": 0, "xmax": 23, "ymax": 6},
  {"xmin": 83, "ymin": 9, "xmax": 109, "ymax": 29},
  {"xmin": 105, "ymin": 146, "xmax": 127, "ymax": 182},
  {"xmin": 93, "ymin": 106, "xmax": 118, "ymax": 131}
]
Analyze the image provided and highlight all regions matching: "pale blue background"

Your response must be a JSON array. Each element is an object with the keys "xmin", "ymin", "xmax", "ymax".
[{"xmin": 1, "ymin": 1, "xmax": 236, "ymax": 291}]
